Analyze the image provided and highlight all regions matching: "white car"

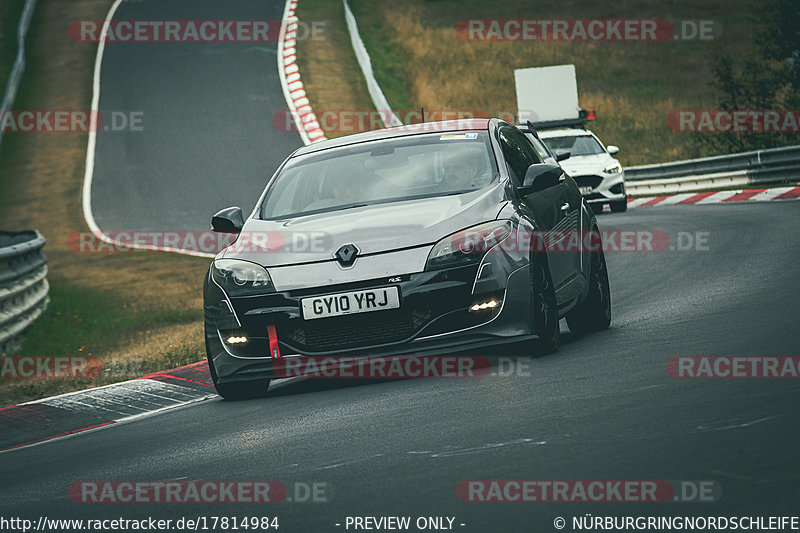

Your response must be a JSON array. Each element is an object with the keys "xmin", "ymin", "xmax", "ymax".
[
  {"xmin": 538, "ymin": 129, "xmax": 627, "ymax": 213},
  {"xmin": 518, "ymin": 124, "xmax": 571, "ymax": 167}
]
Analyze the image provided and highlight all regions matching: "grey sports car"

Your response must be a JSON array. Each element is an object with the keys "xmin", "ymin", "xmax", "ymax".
[{"xmin": 204, "ymin": 118, "xmax": 611, "ymax": 399}]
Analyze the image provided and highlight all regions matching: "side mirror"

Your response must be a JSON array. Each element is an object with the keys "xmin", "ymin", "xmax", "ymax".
[
  {"xmin": 554, "ymin": 149, "xmax": 571, "ymax": 162},
  {"xmin": 606, "ymin": 145, "xmax": 620, "ymax": 155},
  {"xmin": 517, "ymin": 164, "xmax": 563, "ymax": 196},
  {"xmin": 211, "ymin": 206, "xmax": 244, "ymax": 233}
]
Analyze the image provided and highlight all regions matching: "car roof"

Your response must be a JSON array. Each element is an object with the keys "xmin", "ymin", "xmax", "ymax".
[
  {"xmin": 291, "ymin": 118, "xmax": 493, "ymax": 157},
  {"xmin": 537, "ymin": 128, "xmax": 595, "ymax": 138}
]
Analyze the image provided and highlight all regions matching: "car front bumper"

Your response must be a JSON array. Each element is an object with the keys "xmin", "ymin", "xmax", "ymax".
[
  {"xmin": 204, "ymin": 246, "xmax": 536, "ymax": 385},
  {"xmin": 573, "ymin": 172, "xmax": 626, "ymax": 204}
]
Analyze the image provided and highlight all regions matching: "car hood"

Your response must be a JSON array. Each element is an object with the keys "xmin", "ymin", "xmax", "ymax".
[
  {"xmin": 559, "ymin": 153, "xmax": 619, "ymax": 176},
  {"xmin": 221, "ymin": 182, "xmax": 507, "ymax": 266}
]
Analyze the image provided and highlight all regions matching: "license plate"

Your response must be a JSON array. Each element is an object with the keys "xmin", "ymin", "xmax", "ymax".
[
  {"xmin": 579, "ymin": 186, "xmax": 593, "ymax": 195},
  {"xmin": 301, "ymin": 287, "xmax": 400, "ymax": 320}
]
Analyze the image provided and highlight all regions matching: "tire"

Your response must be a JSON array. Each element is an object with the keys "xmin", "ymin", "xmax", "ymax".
[
  {"xmin": 566, "ymin": 230, "xmax": 611, "ymax": 335},
  {"xmin": 590, "ymin": 203, "xmax": 604, "ymax": 215},
  {"xmin": 610, "ymin": 199, "xmax": 628, "ymax": 213},
  {"xmin": 530, "ymin": 252, "xmax": 560, "ymax": 354}
]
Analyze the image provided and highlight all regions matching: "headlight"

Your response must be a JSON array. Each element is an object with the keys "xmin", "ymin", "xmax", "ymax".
[
  {"xmin": 211, "ymin": 259, "xmax": 275, "ymax": 296},
  {"xmin": 604, "ymin": 161, "xmax": 623, "ymax": 174},
  {"xmin": 425, "ymin": 220, "xmax": 512, "ymax": 271}
]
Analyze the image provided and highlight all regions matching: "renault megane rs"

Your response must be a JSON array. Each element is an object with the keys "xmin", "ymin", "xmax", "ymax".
[{"xmin": 204, "ymin": 118, "xmax": 611, "ymax": 399}]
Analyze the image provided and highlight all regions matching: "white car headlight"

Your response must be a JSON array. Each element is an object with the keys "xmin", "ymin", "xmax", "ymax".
[{"xmin": 604, "ymin": 161, "xmax": 623, "ymax": 174}]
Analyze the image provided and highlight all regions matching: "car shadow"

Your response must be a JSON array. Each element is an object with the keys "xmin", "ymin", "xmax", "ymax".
[{"xmin": 259, "ymin": 321, "xmax": 587, "ymax": 399}]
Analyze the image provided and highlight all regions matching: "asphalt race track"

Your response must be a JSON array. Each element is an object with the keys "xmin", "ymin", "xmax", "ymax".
[
  {"xmin": 10, "ymin": 0, "xmax": 800, "ymax": 529},
  {"xmin": 90, "ymin": 0, "xmax": 302, "ymax": 233},
  {"xmin": 2, "ymin": 202, "xmax": 799, "ymax": 530}
]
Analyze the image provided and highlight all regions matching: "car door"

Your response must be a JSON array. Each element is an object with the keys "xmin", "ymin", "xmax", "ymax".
[{"xmin": 498, "ymin": 126, "xmax": 574, "ymax": 299}]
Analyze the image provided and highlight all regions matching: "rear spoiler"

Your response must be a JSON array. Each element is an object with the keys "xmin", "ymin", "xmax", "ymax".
[{"xmin": 521, "ymin": 109, "xmax": 596, "ymax": 131}]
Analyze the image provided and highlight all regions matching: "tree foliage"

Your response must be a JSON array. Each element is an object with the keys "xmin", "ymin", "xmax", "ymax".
[{"xmin": 704, "ymin": 0, "xmax": 800, "ymax": 152}]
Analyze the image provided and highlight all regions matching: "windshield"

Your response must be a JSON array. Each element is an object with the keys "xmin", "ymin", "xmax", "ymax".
[
  {"xmin": 523, "ymin": 133, "xmax": 553, "ymax": 160},
  {"xmin": 260, "ymin": 132, "xmax": 496, "ymax": 219},
  {"xmin": 543, "ymin": 134, "xmax": 605, "ymax": 156}
]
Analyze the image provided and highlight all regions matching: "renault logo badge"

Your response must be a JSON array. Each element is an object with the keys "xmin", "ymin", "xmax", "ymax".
[{"xmin": 335, "ymin": 244, "xmax": 359, "ymax": 267}]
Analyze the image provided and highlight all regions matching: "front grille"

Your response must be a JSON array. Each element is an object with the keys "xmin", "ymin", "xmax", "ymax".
[
  {"xmin": 573, "ymin": 175, "xmax": 604, "ymax": 190},
  {"xmin": 231, "ymin": 266, "xmax": 480, "ymax": 354},
  {"xmin": 284, "ymin": 307, "xmax": 432, "ymax": 352}
]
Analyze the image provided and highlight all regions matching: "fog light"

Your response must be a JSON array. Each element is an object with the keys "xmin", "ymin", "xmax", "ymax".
[
  {"xmin": 469, "ymin": 300, "xmax": 498, "ymax": 312},
  {"xmin": 226, "ymin": 335, "xmax": 248, "ymax": 344}
]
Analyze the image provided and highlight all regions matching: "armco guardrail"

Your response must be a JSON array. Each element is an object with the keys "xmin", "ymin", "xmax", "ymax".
[
  {"xmin": 624, "ymin": 145, "xmax": 800, "ymax": 196},
  {"xmin": 0, "ymin": 230, "xmax": 49, "ymax": 356},
  {"xmin": 624, "ymin": 144, "xmax": 800, "ymax": 181}
]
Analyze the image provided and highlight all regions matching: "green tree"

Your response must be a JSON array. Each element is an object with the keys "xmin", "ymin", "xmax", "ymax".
[{"xmin": 704, "ymin": 0, "xmax": 800, "ymax": 153}]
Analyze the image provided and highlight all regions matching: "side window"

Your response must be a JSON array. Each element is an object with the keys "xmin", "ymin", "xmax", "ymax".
[
  {"xmin": 512, "ymin": 128, "xmax": 544, "ymax": 164},
  {"xmin": 525, "ymin": 133, "xmax": 551, "ymax": 161},
  {"xmin": 499, "ymin": 126, "xmax": 539, "ymax": 185}
]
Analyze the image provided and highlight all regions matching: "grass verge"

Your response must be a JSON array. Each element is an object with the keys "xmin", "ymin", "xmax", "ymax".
[
  {"xmin": 295, "ymin": 0, "xmax": 384, "ymax": 138},
  {"xmin": 0, "ymin": 0, "xmax": 209, "ymax": 407},
  {"xmin": 347, "ymin": 0, "xmax": 760, "ymax": 166}
]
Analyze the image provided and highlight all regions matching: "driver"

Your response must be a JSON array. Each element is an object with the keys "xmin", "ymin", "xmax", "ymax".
[
  {"xmin": 326, "ymin": 158, "xmax": 366, "ymax": 204},
  {"xmin": 443, "ymin": 147, "xmax": 486, "ymax": 190},
  {"xmin": 330, "ymin": 175, "xmax": 360, "ymax": 204}
]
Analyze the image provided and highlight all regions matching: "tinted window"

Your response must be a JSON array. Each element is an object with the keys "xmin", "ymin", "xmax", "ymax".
[
  {"xmin": 523, "ymin": 133, "xmax": 552, "ymax": 160},
  {"xmin": 499, "ymin": 126, "xmax": 540, "ymax": 184}
]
